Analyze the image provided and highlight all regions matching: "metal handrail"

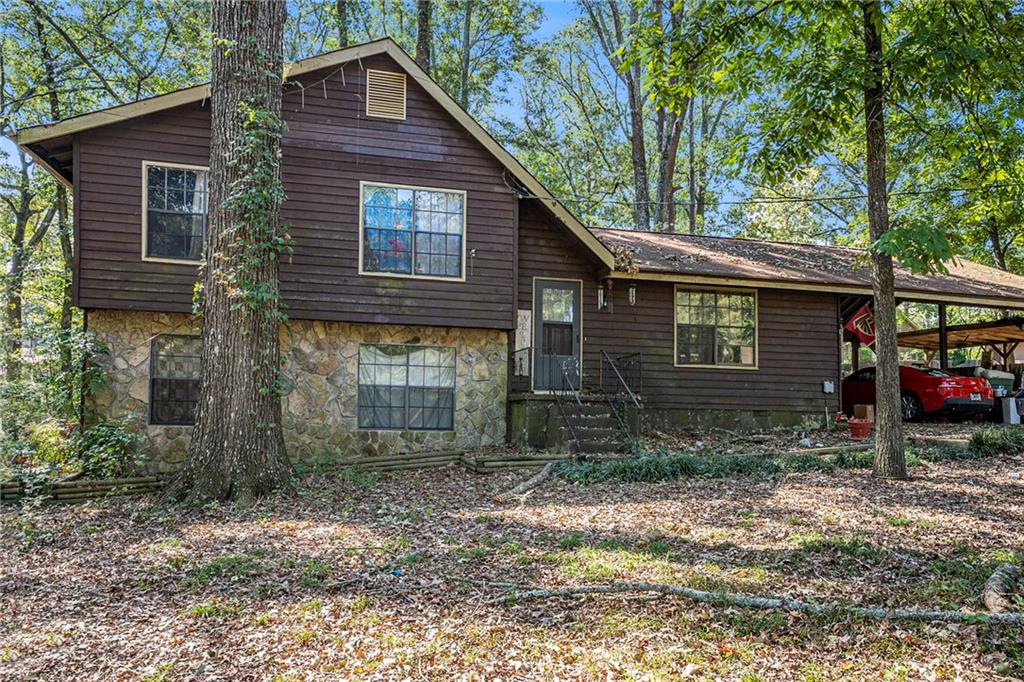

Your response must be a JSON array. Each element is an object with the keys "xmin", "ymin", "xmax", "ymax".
[
  {"xmin": 510, "ymin": 346, "xmax": 532, "ymax": 393},
  {"xmin": 600, "ymin": 351, "xmax": 643, "ymax": 446},
  {"xmin": 552, "ymin": 358, "xmax": 583, "ymax": 457},
  {"xmin": 600, "ymin": 351, "xmax": 642, "ymax": 410}
]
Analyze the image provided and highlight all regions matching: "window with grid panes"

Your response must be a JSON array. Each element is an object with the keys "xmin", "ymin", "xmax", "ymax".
[
  {"xmin": 361, "ymin": 183, "xmax": 464, "ymax": 278},
  {"xmin": 675, "ymin": 289, "xmax": 756, "ymax": 367},
  {"xmin": 149, "ymin": 335, "xmax": 202, "ymax": 425},
  {"xmin": 357, "ymin": 344, "xmax": 456, "ymax": 430},
  {"xmin": 144, "ymin": 164, "xmax": 208, "ymax": 261}
]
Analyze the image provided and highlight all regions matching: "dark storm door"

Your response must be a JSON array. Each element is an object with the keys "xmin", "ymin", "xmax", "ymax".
[{"xmin": 533, "ymin": 279, "xmax": 581, "ymax": 390}]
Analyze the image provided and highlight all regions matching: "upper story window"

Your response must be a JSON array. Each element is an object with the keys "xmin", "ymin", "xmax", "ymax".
[
  {"xmin": 675, "ymin": 288, "xmax": 757, "ymax": 368},
  {"xmin": 360, "ymin": 182, "xmax": 465, "ymax": 280},
  {"xmin": 143, "ymin": 161, "xmax": 208, "ymax": 263}
]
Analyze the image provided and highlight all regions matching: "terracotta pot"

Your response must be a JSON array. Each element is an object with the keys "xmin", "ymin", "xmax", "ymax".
[{"xmin": 848, "ymin": 418, "xmax": 871, "ymax": 441}]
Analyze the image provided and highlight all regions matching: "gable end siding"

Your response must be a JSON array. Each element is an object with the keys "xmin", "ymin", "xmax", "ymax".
[{"xmin": 74, "ymin": 53, "xmax": 516, "ymax": 329}]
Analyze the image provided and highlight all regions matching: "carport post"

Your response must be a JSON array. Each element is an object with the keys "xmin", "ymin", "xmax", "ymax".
[{"xmin": 938, "ymin": 304, "xmax": 949, "ymax": 370}]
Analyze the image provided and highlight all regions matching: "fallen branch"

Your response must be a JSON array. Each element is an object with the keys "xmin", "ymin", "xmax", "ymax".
[
  {"xmin": 495, "ymin": 582, "xmax": 1024, "ymax": 625},
  {"xmin": 982, "ymin": 563, "xmax": 1022, "ymax": 614},
  {"xmin": 497, "ymin": 461, "xmax": 557, "ymax": 501}
]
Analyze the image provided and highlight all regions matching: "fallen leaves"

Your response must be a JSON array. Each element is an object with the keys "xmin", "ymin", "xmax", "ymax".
[{"xmin": 0, "ymin": 446, "xmax": 1022, "ymax": 680}]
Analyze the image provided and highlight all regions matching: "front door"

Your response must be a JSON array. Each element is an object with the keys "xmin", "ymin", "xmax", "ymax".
[{"xmin": 533, "ymin": 279, "xmax": 581, "ymax": 390}]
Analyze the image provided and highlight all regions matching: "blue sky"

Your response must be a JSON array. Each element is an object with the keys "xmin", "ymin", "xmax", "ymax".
[
  {"xmin": 3, "ymin": 2, "xmax": 580, "ymax": 166},
  {"xmin": 534, "ymin": 1, "xmax": 578, "ymax": 39}
]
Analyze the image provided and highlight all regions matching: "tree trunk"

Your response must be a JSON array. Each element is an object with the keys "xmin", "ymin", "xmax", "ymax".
[
  {"xmin": 168, "ymin": 0, "xmax": 292, "ymax": 505},
  {"xmin": 336, "ymin": 0, "xmax": 348, "ymax": 47},
  {"xmin": 34, "ymin": 8, "xmax": 76, "ymax": 403},
  {"xmin": 415, "ymin": 0, "xmax": 432, "ymax": 73},
  {"xmin": 987, "ymin": 216, "xmax": 1007, "ymax": 270},
  {"xmin": 862, "ymin": 1, "xmax": 906, "ymax": 479},
  {"xmin": 687, "ymin": 99, "xmax": 697, "ymax": 234},
  {"xmin": 458, "ymin": 0, "xmax": 473, "ymax": 109},
  {"xmin": 4, "ymin": 208, "xmax": 27, "ymax": 384}
]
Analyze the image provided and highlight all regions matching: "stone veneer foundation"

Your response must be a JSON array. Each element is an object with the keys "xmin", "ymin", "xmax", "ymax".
[{"xmin": 86, "ymin": 310, "xmax": 508, "ymax": 473}]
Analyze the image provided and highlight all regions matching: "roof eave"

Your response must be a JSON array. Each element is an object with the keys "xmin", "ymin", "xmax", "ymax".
[
  {"xmin": 11, "ymin": 38, "xmax": 614, "ymax": 269},
  {"xmin": 607, "ymin": 270, "xmax": 1024, "ymax": 310}
]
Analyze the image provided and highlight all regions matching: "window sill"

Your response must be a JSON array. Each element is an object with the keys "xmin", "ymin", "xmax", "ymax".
[
  {"xmin": 142, "ymin": 255, "xmax": 202, "ymax": 266},
  {"xmin": 673, "ymin": 363, "xmax": 759, "ymax": 371},
  {"xmin": 357, "ymin": 269, "xmax": 465, "ymax": 284},
  {"xmin": 356, "ymin": 427, "xmax": 455, "ymax": 433}
]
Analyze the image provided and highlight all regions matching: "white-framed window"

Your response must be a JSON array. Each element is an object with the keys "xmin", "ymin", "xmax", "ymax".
[
  {"xmin": 674, "ymin": 287, "xmax": 758, "ymax": 369},
  {"xmin": 142, "ymin": 161, "xmax": 209, "ymax": 263},
  {"xmin": 149, "ymin": 335, "xmax": 202, "ymax": 425},
  {"xmin": 357, "ymin": 344, "xmax": 456, "ymax": 431},
  {"xmin": 359, "ymin": 182, "xmax": 466, "ymax": 280}
]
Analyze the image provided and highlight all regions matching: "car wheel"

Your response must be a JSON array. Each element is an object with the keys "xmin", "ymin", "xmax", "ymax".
[{"xmin": 900, "ymin": 392, "xmax": 923, "ymax": 422}]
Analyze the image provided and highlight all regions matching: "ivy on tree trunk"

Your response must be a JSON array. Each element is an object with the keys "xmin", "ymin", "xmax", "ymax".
[{"xmin": 167, "ymin": 0, "xmax": 292, "ymax": 505}]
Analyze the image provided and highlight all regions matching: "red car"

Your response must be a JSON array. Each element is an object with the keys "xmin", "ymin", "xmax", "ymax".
[{"xmin": 842, "ymin": 365, "xmax": 994, "ymax": 421}]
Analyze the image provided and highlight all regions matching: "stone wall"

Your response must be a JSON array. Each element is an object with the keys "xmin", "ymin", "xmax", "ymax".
[{"xmin": 86, "ymin": 310, "xmax": 508, "ymax": 472}]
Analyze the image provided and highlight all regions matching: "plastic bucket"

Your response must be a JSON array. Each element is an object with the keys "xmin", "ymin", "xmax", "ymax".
[{"xmin": 848, "ymin": 418, "xmax": 871, "ymax": 440}]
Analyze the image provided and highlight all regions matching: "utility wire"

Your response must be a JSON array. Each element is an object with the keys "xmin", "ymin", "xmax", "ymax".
[{"xmin": 514, "ymin": 180, "xmax": 1024, "ymax": 209}]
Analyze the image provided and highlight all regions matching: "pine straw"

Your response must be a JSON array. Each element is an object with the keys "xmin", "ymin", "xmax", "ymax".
[{"xmin": 2, "ymin": 452, "xmax": 1023, "ymax": 680}]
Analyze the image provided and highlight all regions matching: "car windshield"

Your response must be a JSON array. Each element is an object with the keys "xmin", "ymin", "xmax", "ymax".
[{"xmin": 916, "ymin": 367, "xmax": 951, "ymax": 378}]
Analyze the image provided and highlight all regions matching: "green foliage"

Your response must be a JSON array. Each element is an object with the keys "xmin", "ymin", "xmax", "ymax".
[
  {"xmin": 968, "ymin": 427, "xmax": 1024, "ymax": 457},
  {"xmin": 182, "ymin": 600, "xmax": 244, "ymax": 619},
  {"xmin": 71, "ymin": 419, "xmax": 144, "ymax": 479},
  {"xmin": 298, "ymin": 559, "xmax": 332, "ymax": 589},
  {"xmin": 557, "ymin": 435, "xmax": 1012, "ymax": 486},
  {"xmin": 189, "ymin": 554, "xmax": 265, "ymax": 585}
]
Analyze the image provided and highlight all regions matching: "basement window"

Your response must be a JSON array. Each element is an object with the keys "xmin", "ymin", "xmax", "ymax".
[
  {"xmin": 149, "ymin": 335, "xmax": 202, "ymax": 425},
  {"xmin": 357, "ymin": 344, "xmax": 456, "ymax": 431},
  {"xmin": 143, "ymin": 161, "xmax": 208, "ymax": 263},
  {"xmin": 360, "ymin": 182, "xmax": 465, "ymax": 279},
  {"xmin": 674, "ymin": 288, "xmax": 757, "ymax": 368}
]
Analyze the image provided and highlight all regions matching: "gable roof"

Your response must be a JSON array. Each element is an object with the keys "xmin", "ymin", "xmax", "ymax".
[
  {"xmin": 11, "ymin": 38, "xmax": 614, "ymax": 268},
  {"xmin": 594, "ymin": 227, "xmax": 1024, "ymax": 309}
]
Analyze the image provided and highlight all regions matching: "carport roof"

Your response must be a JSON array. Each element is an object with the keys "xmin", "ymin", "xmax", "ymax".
[
  {"xmin": 594, "ymin": 228, "xmax": 1024, "ymax": 308},
  {"xmin": 897, "ymin": 317, "xmax": 1024, "ymax": 351}
]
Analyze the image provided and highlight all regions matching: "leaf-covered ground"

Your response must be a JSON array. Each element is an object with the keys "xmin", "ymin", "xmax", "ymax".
[{"xmin": 2, "ymin": 452, "xmax": 1023, "ymax": 681}]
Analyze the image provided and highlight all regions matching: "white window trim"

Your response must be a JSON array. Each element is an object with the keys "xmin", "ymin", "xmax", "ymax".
[
  {"xmin": 672, "ymin": 285, "xmax": 759, "ymax": 371},
  {"xmin": 357, "ymin": 180, "xmax": 468, "ymax": 283},
  {"xmin": 141, "ymin": 160, "xmax": 210, "ymax": 265}
]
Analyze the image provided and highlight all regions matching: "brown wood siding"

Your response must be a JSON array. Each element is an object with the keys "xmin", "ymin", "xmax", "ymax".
[
  {"xmin": 518, "ymin": 202, "xmax": 841, "ymax": 413},
  {"xmin": 74, "ymin": 53, "xmax": 516, "ymax": 328}
]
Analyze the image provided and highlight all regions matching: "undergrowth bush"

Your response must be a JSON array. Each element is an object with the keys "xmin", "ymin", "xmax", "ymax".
[
  {"xmin": 2, "ymin": 419, "xmax": 143, "ymax": 484},
  {"xmin": 559, "ymin": 429, "xmax": 1021, "ymax": 486},
  {"xmin": 969, "ymin": 427, "xmax": 1024, "ymax": 457},
  {"xmin": 73, "ymin": 420, "xmax": 145, "ymax": 479}
]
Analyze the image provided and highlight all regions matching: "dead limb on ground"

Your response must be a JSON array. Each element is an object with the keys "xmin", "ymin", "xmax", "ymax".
[
  {"xmin": 496, "ymin": 461, "xmax": 557, "ymax": 502},
  {"xmin": 495, "ymin": 581, "xmax": 1024, "ymax": 626},
  {"xmin": 982, "ymin": 563, "xmax": 1022, "ymax": 614}
]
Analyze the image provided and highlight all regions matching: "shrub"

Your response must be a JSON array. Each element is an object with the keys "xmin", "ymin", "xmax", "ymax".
[
  {"xmin": 969, "ymin": 427, "xmax": 1024, "ymax": 457},
  {"xmin": 25, "ymin": 419, "xmax": 74, "ymax": 468},
  {"xmin": 72, "ymin": 420, "xmax": 144, "ymax": 478}
]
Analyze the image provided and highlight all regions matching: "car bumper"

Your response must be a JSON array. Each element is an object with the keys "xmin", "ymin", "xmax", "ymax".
[{"xmin": 933, "ymin": 397, "xmax": 994, "ymax": 415}]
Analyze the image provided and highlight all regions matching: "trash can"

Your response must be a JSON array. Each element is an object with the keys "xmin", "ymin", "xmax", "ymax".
[{"xmin": 1002, "ymin": 397, "xmax": 1021, "ymax": 425}]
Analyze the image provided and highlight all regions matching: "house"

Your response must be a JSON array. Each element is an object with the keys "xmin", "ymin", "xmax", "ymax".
[{"xmin": 14, "ymin": 38, "xmax": 1024, "ymax": 471}]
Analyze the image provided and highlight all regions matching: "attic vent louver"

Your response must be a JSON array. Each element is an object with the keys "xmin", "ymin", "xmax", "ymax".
[{"xmin": 366, "ymin": 69, "xmax": 407, "ymax": 120}]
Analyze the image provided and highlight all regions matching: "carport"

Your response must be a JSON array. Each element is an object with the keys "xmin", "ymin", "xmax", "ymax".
[{"xmin": 896, "ymin": 317, "xmax": 1024, "ymax": 370}]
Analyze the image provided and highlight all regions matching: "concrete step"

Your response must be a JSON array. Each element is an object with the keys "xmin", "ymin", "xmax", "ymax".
[
  {"xmin": 563, "ymin": 415, "xmax": 619, "ymax": 427},
  {"xmin": 563, "ymin": 426, "xmax": 620, "ymax": 440},
  {"xmin": 579, "ymin": 439, "xmax": 627, "ymax": 454}
]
